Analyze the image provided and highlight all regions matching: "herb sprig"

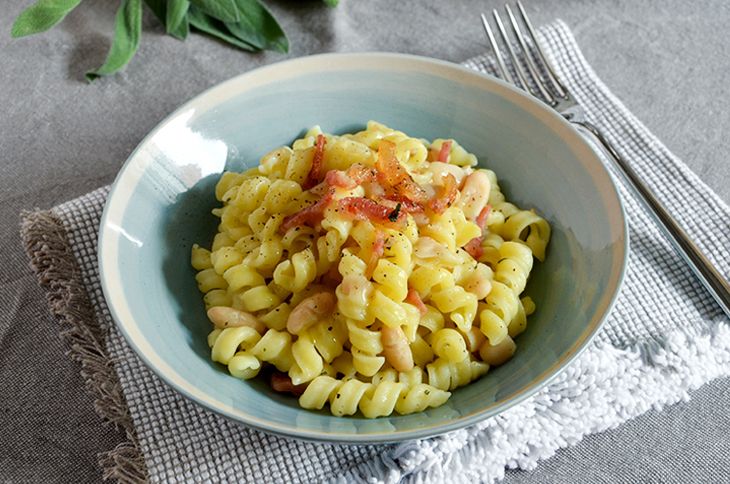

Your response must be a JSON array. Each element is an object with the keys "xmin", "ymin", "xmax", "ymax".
[{"xmin": 11, "ymin": 0, "xmax": 338, "ymax": 81}]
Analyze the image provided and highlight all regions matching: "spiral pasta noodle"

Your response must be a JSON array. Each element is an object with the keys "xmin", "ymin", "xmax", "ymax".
[{"xmin": 192, "ymin": 122, "xmax": 550, "ymax": 417}]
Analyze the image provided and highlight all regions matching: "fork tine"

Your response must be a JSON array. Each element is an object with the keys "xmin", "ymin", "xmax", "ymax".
[
  {"xmin": 515, "ymin": 1, "xmax": 568, "ymax": 98},
  {"xmin": 480, "ymin": 13, "xmax": 511, "ymax": 83},
  {"xmin": 491, "ymin": 9, "xmax": 531, "ymax": 92},
  {"xmin": 504, "ymin": 4, "xmax": 555, "ymax": 104}
]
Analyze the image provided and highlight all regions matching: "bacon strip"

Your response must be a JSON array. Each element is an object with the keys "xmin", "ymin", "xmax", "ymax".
[
  {"xmin": 463, "ymin": 205, "xmax": 491, "ymax": 259},
  {"xmin": 302, "ymin": 134, "xmax": 327, "ymax": 190},
  {"xmin": 365, "ymin": 231, "xmax": 386, "ymax": 278},
  {"xmin": 428, "ymin": 173, "xmax": 458, "ymax": 214},
  {"xmin": 375, "ymin": 140, "xmax": 404, "ymax": 186},
  {"xmin": 437, "ymin": 140, "xmax": 452, "ymax": 163},
  {"xmin": 338, "ymin": 197, "xmax": 407, "ymax": 228},
  {"xmin": 270, "ymin": 372, "xmax": 308, "ymax": 396},
  {"xmin": 348, "ymin": 164, "xmax": 378, "ymax": 185},
  {"xmin": 463, "ymin": 237, "xmax": 484, "ymax": 260},
  {"xmin": 476, "ymin": 204, "xmax": 492, "ymax": 231},
  {"xmin": 405, "ymin": 289, "xmax": 428, "ymax": 316},
  {"xmin": 375, "ymin": 140, "xmax": 429, "ymax": 204},
  {"xmin": 324, "ymin": 170, "xmax": 352, "ymax": 189},
  {"xmin": 324, "ymin": 164, "xmax": 378, "ymax": 190},
  {"xmin": 279, "ymin": 190, "xmax": 334, "ymax": 233},
  {"xmin": 381, "ymin": 196, "xmax": 424, "ymax": 214}
]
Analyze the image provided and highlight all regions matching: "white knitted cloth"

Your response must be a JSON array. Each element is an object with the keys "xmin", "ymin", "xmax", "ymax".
[{"xmin": 51, "ymin": 20, "xmax": 729, "ymax": 483}]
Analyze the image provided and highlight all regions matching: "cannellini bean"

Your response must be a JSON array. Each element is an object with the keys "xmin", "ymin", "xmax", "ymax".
[
  {"xmin": 207, "ymin": 306, "xmax": 265, "ymax": 333},
  {"xmin": 413, "ymin": 237, "xmax": 461, "ymax": 265},
  {"xmin": 464, "ymin": 276, "xmax": 491, "ymax": 300},
  {"xmin": 381, "ymin": 325, "xmax": 414, "ymax": 372},
  {"xmin": 339, "ymin": 274, "xmax": 371, "ymax": 297},
  {"xmin": 463, "ymin": 264, "xmax": 493, "ymax": 300},
  {"xmin": 428, "ymin": 162, "xmax": 468, "ymax": 186},
  {"xmin": 460, "ymin": 171, "xmax": 491, "ymax": 221},
  {"xmin": 479, "ymin": 336, "xmax": 516, "ymax": 366},
  {"xmin": 287, "ymin": 292, "xmax": 336, "ymax": 335}
]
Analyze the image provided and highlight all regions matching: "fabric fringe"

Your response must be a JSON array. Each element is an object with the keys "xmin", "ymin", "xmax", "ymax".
[
  {"xmin": 335, "ymin": 319, "xmax": 730, "ymax": 484},
  {"xmin": 20, "ymin": 210, "xmax": 148, "ymax": 484}
]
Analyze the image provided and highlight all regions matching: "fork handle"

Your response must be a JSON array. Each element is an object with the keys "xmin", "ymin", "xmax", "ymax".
[{"xmin": 575, "ymin": 120, "xmax": 730, "ymax": 318}]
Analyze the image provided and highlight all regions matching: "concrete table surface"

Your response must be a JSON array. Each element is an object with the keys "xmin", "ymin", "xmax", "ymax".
[{"xmin": 1, "ymin": 0, "xmax": 728, "ymax": 482}]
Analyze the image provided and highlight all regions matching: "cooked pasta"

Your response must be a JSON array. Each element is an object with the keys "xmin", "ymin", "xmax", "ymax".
[{"xmin": 192, "ymin": 121, "xmax": 551, "ymax": 417}]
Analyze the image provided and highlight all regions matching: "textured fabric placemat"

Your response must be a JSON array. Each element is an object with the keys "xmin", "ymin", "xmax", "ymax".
[{"xmin": 21, "ymin": 20, "xmax": 730, "ymax": 484}]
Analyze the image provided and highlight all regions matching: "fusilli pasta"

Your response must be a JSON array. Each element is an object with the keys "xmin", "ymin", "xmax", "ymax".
[{"xmin": 192, "ymin": 122, "xmax": 550, "ymax": 417}]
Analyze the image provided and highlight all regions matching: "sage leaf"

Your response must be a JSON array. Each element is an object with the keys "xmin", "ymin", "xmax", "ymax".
[
  {"xmin": 86, "ymin": 0, "xmax": 143, "ymax": 81},
  {"xmin": 322, "ymin": 0, "xmax": 339, "ymax": 6},
  {"xmin": 168, "ymin": 15, "xmax": 189, "ymax": 40},
  {"xmin": 143, "ymin": 0, "xmax": 186, "ymax": 39},
  {"xmin": 143, "ymin": 0, "xmax": 165, "ymax": 22},
  {"xmin": 166, "ymin": 0, "xmax": 189, "ymax": 35},
  {"xmin": 225, "ymin": 0, "xmax": 288, "ymax": 53},
  {"xmin": 189, "ymin": 0, "xmax": 240, "ymax": 23},
  {"xmin": 188, "ymin": 6, "xmax": 256, "ymax": 51},
  {"xmin": 11, "ymin": 0, "xmax": 82, "ymax": 38}
]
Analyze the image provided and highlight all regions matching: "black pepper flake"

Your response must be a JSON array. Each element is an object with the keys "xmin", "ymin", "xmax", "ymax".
[
  {"xmin": 327, "ymin": 326, "xmax": 333, "ymax": 331},
  {"xmin": 336, "ymin": 393, "xmax": 341, "ymax": 399}
]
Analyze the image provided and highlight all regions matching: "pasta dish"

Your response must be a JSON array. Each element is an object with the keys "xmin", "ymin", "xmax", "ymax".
[{"xmin": 191, "ymin": 122, "xmax": 550, "ymax": 417}]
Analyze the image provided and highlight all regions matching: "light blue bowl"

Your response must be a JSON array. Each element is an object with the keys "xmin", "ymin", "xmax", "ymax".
[{"xmin": 99, "ymin": 53, "xmax": 627, "ymax": 443}]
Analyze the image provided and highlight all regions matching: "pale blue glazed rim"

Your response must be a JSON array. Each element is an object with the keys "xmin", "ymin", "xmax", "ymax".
[{"xmin": 98, "ymin": 53, "xmax": 628, "ymax": 444}]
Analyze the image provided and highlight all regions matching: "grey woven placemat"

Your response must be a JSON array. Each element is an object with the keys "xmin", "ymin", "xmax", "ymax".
[{"xmin": 21, "ymin": 20, "xmax": 730, "ymax": 484}]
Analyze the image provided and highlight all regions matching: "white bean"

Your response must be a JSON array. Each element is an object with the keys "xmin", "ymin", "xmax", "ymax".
[
  {"xmin": 287, "ymin": 292, "xmax": 336, "ymax": 335},
  {"xmin": 479, "ymin": 336, "xmax": 516, "ymax": 366},
  {"xmin": 460, "ymin": 171, "xmax": 491, "ymax": 220},
  {"xmin": 428, "ymin": 162, "xmax": 468, "ymax": 186},
  {"xmin": 381, "ymin": 325, "xmax": 414, "ymax": 372},
  {"xmin": 463, "ymin": 263, "xmax": 493, "ymax": 300},
  {"xmin": 207, "ymin": 306, "xmax": 265, "ymax": 333}
]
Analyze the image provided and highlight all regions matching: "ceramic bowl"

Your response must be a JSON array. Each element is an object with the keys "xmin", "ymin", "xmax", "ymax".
[{"xmin": 99, "ymin": 53, "xmax": 627, "ymax": 443}]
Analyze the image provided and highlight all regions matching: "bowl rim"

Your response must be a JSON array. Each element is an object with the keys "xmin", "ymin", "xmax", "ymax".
[{"xmin": 98, "ymin": 51, "xmax": 629, "ymax": 443}]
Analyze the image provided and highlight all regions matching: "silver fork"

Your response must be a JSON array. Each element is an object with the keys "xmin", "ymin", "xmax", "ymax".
[{"xmin": 481, "ymin": 2, "xmax": 730, "ymax": 317}]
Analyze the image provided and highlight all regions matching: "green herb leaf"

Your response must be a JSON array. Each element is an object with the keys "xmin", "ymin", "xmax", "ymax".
[
  {"xmin": 11, "ymin": 0, "xmax": 82, "ymax": 38},
  {"xmin": 143, "ymin": 0, "xmax": 165, "ymax": 22},
  {"xmin": 224, "ymin": 0, "xmax": 288, "ymax": 53},
  {"xmin": 143, "ymin": 0, "xmax": 186, "ymax": 39},
  {"xmin": 166, "ymin": 0, "xmax": 189, "ymax": 34},
  {"xmin": 322, "ymin": 0, "xmax": 339, "ymax": 6},
  {"xmin": 388, "ymin": 203, "xmax": 402, "ymax": 222},
  {"xmin": 189, "ymin": 0, "xmax": 240, "ymax": 23},
  {"xmin": 188, "ymin": 6, "xmax": 256, "ymax": 51},
  {"xmin": 85, "ymin": 0, "xmax": 143, "ymax": 81},
  {"xmin": 169, "ymin": 15, "xmax": 189, "ymax": 40}
]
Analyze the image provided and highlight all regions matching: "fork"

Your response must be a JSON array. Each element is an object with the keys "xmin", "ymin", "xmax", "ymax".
[{"xmin": 481, "ymin": 2, "xmax": 730, "ymax": 317}]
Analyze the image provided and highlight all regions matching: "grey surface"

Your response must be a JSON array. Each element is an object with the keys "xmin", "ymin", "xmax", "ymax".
[{"xmin": 0, "ymin": 0, "xmax": 728, "ymax": 483}]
